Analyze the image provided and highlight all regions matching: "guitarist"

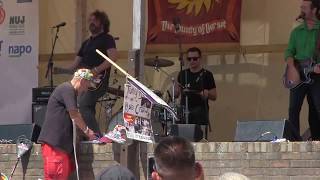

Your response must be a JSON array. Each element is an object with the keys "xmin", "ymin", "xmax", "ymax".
[
  {"xmin": 58, "ymin": 10, "xmax": 118, "ymax": 134},
  {"xmin": 285, "ymin": 0, "xmax": 320, "ymax": 140}
]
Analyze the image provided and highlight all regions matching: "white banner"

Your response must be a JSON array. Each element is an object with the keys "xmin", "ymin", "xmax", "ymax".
[
  {"xmin": 0, "ymin": 0, "xmax": 39, "ymax": 124},
  {"xmin": 123, "ymin": 82, "xmax": 154, "ymax": 143}
]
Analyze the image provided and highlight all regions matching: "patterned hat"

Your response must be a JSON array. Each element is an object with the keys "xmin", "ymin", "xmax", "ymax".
[{"xmin": 74, "ymin": 69, "xmax": 94, "ymax": 81}]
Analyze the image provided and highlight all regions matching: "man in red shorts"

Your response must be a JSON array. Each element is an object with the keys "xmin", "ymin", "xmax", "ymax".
[{"xmin": 38, "ymin": 69, "xmax": 96, "ymax": 179}]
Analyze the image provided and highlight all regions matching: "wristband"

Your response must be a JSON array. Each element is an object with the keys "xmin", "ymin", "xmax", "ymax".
[
  {"xmin": 94, "ymin": 67, "xmax": 99, "ymax": 73},
  {"xmin": 84, "ymin": 126, "xmax": 89, "ymax": 134}
]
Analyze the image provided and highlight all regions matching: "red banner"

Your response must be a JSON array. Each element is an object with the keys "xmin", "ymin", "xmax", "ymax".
[{"xmin": 147, "ymin": 0, "xmax": 242, "ymax": 44}]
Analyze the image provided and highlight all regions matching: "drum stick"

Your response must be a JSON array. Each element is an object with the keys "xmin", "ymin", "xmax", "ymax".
[{"xmin": 96, "ymin": 49, "xmax": 134, "ymax": 79}]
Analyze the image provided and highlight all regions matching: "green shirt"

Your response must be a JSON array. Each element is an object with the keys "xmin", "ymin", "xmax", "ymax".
[{"xmin": 285, "ymin": 21, "xmax": 320, "ymax": 62}]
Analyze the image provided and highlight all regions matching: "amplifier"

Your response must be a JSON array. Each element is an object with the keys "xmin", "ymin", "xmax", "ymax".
[{"xmin": 32, "ymin": 87, "xmax": 55, "ymax": 103}]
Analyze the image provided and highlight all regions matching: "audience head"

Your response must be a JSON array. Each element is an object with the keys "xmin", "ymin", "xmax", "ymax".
[
  {"xmin": 152, "ymin": 136, "xmax": 203, "ymax": 180},
  {"xmin": 219, "ymin": 172, "xmax": 250, "ymax": 180},
  {"xmin": 96, "ymin": 164, "xmax": 136, "ymax": 180}
]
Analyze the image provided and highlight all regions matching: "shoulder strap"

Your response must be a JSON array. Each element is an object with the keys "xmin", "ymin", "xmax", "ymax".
[{"xmin": 314, "ymin": 29, "xmax": 320, "ymax": 62}]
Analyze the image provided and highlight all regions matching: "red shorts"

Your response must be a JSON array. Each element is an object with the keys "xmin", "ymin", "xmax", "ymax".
[{"xmin": 41, "ymin": 143, "xmax": 75, "ymax": 180}]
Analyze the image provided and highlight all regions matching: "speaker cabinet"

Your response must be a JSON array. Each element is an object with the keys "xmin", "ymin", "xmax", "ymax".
[
  {"xmin": 234, "ymin": 119, "xmax": 301, "ymax": 142},
  {"xmin": 170, "ymin": 124, "xmax": 203, "ymax": 142},
  {"xmin": 32, "ymin": 103, "xmax": 47, "ymax": 142}
]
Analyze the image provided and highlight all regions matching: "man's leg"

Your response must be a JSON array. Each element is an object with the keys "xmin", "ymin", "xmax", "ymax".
[
  {"xmin": 308, "ymin": 77, "xmax": 320, "ymax": 140},
  {"xmin": 306, "ymin": 93, "xmax": 318, "ymax": 140},
  {"xmin": 42, "ymin": 144, "xmax": 74, "ymax": 180},
  {"xmin": 288, "ymin": 85, "xmax": 308, "ymax": 136},
  {"xmin": 78, "ymin": 81, "xmax": 108, "ymax": 134}
]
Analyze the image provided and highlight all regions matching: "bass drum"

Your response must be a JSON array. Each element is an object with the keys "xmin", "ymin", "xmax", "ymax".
[
  {"xmin": 107, "ymin": 109, "xmax": 133, "ymax": 145},
  {"xmin": 107, "ymin": 109, "xmax": 124, "ymax": 132}
]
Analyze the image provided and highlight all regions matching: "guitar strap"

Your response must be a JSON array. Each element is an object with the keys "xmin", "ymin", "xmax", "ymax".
[{"xmin": 314, "ymin": 28, "xmax": 320, "ymax": 62}]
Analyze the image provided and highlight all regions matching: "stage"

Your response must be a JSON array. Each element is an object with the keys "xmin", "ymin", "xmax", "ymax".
[{"xmin": 1, "ymin": 141, "xmax": 320, "ymax": 180}]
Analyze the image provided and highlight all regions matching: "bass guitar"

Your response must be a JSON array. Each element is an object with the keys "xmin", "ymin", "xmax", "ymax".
[
  {"xmin": 53, "ymin": 67, "xmax": 107, "ymax": 91},
  {"xmin": 283, "ymin": 59, "xmax": 315, "ymax": 90}
]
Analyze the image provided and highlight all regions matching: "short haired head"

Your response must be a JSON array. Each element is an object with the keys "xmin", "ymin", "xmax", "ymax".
[
  {"xmin": 72, "ymin": 69, "xmax": 94, "ymax": 92},
  {"xmin": 90, "ymin": 10, "xmax": 110, "ymax": 33},
  {"xmin": 186, "ymin": 47, "xmax": 202, "ymax": 70},
  {"xmin": 187, "ymin": 47, "xmax": 202, "ymax": 58},
  {"xmin": 219, "ymin": 172, "xmax": 249, "ymax": 180},
  {"xmin": 96, "ymin": 165, "xmax": 136, "ymax": 180},
  {"xmin": 152, "ymin": 136, "xmax": 203, "ymax": 180}
]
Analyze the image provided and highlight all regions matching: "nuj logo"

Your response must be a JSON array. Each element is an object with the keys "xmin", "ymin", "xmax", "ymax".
[{"xmin": 0, "ymin": 1, "xmax": 5, "ymax": 25}]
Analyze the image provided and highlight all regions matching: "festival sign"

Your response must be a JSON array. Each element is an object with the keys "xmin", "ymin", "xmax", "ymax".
[
  {"xmin": 0, "ymin": 0, "xmax": 39, "ymax": 125},
  {"xmin": 147, "ymin": 0, "xmax": 242, "ymax": 44}
]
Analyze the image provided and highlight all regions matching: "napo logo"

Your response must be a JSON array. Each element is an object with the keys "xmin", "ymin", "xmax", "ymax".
[
  {"xmin": 9, "ymin": 16, "xmax": 25, "ymax": 35},
  {"xmin": 8, "ymin": 44, "xmax": 32, "ymax": 57},
  {"xmin": 0, "ymin": 40, "xmax": 3, "ymax": 56},
  {"xmin": 0, "ymin": 1, "xmax": 5, "ymax": 25}
]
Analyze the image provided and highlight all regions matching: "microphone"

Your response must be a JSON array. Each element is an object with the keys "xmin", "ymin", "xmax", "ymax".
[
  {"xmin": 52, "ymin": 22, "xmax": 66, "ymax": 28},
  {"xmin": 173, "ymin": 17, "xmax": 181, "ymax": 31}
]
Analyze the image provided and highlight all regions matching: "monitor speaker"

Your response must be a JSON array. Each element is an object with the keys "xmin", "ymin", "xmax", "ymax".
[
  {"xmin": 32, "ymin": 103, "xmax": 47, "ymax": 142},
  {"xmin": 234, "ymin": 119, "xmax": 301, "ymax": 142},
  {"xmin": 170, "ymin": 124, "xmax": 203, "ymax": 142}
]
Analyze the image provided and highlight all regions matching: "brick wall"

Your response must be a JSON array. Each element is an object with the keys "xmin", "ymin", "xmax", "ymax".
[{"xmin": 1, "ymin": 142, "xmax": 320, "ymax": 180}]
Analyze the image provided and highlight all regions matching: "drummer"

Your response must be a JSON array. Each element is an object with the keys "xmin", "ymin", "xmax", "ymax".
[{"xmin": 175, "ymin": 47, "xmax": 217, "ymax": 137}]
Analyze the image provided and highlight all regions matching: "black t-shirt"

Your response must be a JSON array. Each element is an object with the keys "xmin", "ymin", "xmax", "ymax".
[
  {"xmin": 177, "ymin": 68, "xmax": 216, "ymax": 125},
  {"xmin": 38, "ymin": 82, "xmax": 77, "ymax": 153},
  {"xmin": 77, "ymin": 33, "xmax": 116, "ymax": 73}
]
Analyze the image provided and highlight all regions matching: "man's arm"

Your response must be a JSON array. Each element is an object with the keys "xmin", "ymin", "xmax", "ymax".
[
  {"xmin": 93, "ymin": 48, "xmax": 118, "ymax": 74},
  {"xmin": 69, "ymin": 109, "xmax": 95, "ymax": 140},
  {"xmin": 201, "ymin": 88, "xmax": 217, "ymax": 101},
  {"xmin": 66, "ymin": 56, "xmax": 82, "ymax": 71},
  {"xmin": 284, "ymin": 30, "xmax": 296, "ymax": 66}
]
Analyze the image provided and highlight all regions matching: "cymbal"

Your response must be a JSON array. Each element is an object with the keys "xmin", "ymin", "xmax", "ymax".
[
  {"xmin": 107, "ymin": 87, "xmax": 124, "ymax": 97},
  {"xmin": 145, "ymin": 57, "xmax": 174, "ymax": 67}
]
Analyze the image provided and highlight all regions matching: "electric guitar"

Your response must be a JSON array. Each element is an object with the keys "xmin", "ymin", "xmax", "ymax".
[
  {"xmin": 283, "ymin": 59, "xmax": 316, "ymax": 90},
  {"xmin": 53, "ymin": 67, "xmax": 107, "ymax": 91}
]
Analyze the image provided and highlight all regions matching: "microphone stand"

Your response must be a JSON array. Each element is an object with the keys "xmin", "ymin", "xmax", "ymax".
[
  {"xmin": 45, "ymin": 27, "xmax": 60, "ymax": 89},
  {"xmin": 175, "ymin": 21, "xmax": 189, "ymax": 124}
]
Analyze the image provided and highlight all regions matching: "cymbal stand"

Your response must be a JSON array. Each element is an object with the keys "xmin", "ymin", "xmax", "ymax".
[
  {"xmin": 98, "ymin": 96, "xmax": 117, "ymax": 133},
  {"xmin": 154, "ymin": 65, "xmax": 182, "ymax": 125},
  {"xmin": 174, "ymin": 18, "xmax": 190, "ymax": 124}
]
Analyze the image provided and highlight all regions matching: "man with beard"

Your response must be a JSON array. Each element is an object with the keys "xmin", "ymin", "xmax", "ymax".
[
  {"xmin": 58, "ymin": 10, "xmax": 118, "ymax": 135},
  {"xmin": 285, "ymin": 0, "xmax": 320, "ymax": 140}
]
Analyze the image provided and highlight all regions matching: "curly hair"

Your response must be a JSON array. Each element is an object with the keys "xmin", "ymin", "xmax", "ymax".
[
  {"xmin": 305, "ymin": 0, "xmax": 320, "ymax": 19},
  {"xmin": 90, "ymin": 10, "xmax": 110, "ymax": 33}
]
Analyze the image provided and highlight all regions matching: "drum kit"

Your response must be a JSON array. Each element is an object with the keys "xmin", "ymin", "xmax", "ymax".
[{"xmin": 101, "ymin": 56, "xmax": 194, "ymax": 136}]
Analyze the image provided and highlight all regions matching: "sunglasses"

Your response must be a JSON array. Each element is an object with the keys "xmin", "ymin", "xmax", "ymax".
[{"xmin": 187, "ymin": 57, "xmax": 199, "ymax": 61}]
